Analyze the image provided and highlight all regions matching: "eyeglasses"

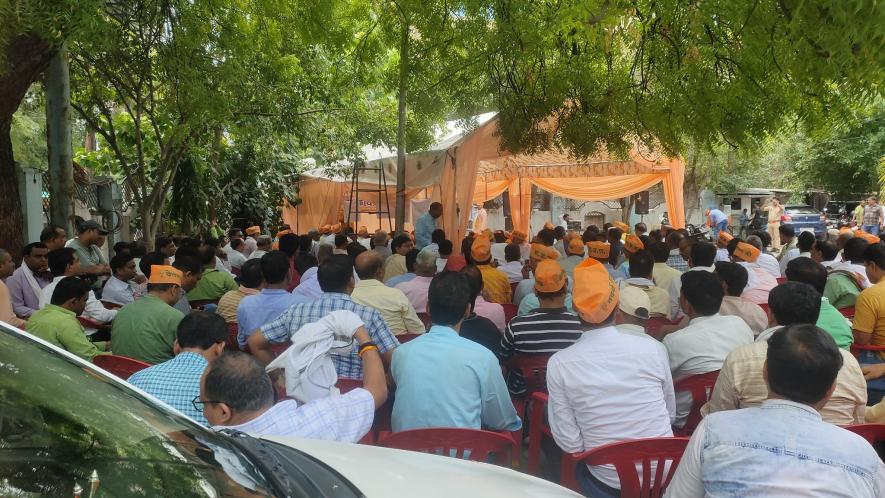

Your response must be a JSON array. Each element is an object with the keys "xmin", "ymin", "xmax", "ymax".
[{"xmin": 191, "ymin": 395, "xmax": 222, "ymax": 412}]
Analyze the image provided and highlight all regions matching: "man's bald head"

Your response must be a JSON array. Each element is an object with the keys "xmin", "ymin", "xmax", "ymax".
[
  {"xmin": 354, "ymin": 250, "xmax": 384, "ymax": 280},
  {"xmin": 666, "ymin": 231, "xmax": 686, "ymax": 250},
  {"xmin": 203, "ymin": 352, "xmax": 274, "ymax": 414}
]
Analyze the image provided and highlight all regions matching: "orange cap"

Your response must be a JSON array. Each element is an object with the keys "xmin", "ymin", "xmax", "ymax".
[
  {"xmin": 331, "ymin": 223, "xmax": 342, "ymax": 233},
  {"xmin": 471, "ymin": 235, "xmax": 492, "ymax": 262},
  {"xmin": 624, "ymin": 234, "xmax": 644, "ymax": 254},
  {"xmin": 586, "ymin": 241, "xmax": 611, "ymax": 260},
  {"xmin": 320, "ymin": 224, "xmax": 332, "ymax": 234},
  {"xmin": 718, "ymin": 231, "xmax": 734, "ymax": 246},
  {"xmin": 856, "ymin": 230, "xmax": 880, "ymax": 245},
  {"xmin": 511, "ymin": 230, "xmax": 528, "ymax": 244},
  {"xmin": 534, "ymin": 259, "xmax": 568, "ymax": 292},
  {"xmin": 573, "ymin": 258, "xmax": 619, "ymax": 323},
  {"xmin": 567, "ymin": 237, "xmax": 586, "ymax": 256},
  {"xmin": 733, "ymin": 242, "xmax": 760, "ymax": 263},
  {"xmin": 530, "ymin": 243, "xmax": 560, "ymax": 261},
  {"xmin": 245, "ymin": 226, "xmax": 260, "ymax": 236},
  {"xmin": 839, "ymin": 227, "xmax": 851, "ymax": 234},
  {"xmin": 543, "ymin": 221, "xmax": 555, "ymax": 230},
  {"xmin": 613, "ymin": 222, "xmax": 629, "ymax": 233},
  {"xmin": 149, "ymin": 265, "xmax": 182, "ymax": 285}
]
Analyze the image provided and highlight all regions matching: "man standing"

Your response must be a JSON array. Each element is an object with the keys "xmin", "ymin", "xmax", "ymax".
[
  {"xmin": 862, "ymin": 196, "xmax": 884, "ymax": 235},
  {"xmin": 415, "ymin": 202, "xmax": 442, "ymax": 250},
  {"xmin": 559, "ymin": 213, "xmax": 571, "ymax": 230},
  {"xmin": 708, "ymin": 206, "xmax": 728, "ymax": 240},
  {"xmin": 470, "ymin": 235, "xmax": 512, "ymax": 304},
  {"xmin": 26, "ymin": 277, "xmax": 110, "ymax": 361},
  {"xmin": 472, "ymin": 203, "xmax": 488, "ymax": 232},
  {"xmin": 666, "ymin": 325, "xmax": 884, "ymax": 497},
  {"xmin": 6, "ymin": 242, "xmax": 50, "ymax": 318},
  {"xmin": 351, "ymin": 251, "xmax": 425, "ymax": 336},
  {"xmin": 547, "ymin": 258, "xmax": 674, "ymax": 497},
  {"xmin": 103, "ymin": 253, "xmax": 140, "ymax": 306},
  {"xmin": 391, "ymin": 271, "xmax": 520, "ymax": 432},
  {"xmin": 765, "ymin": 197, "xmax": 785, "ymax": 247},
  {"xmin": 67, "ymin": 220, "xmax": 111, "ymax": 292}
]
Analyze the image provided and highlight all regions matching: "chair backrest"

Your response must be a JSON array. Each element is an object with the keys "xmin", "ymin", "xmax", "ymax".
[
  {"xmin": 416, "ymin": 312, "xmax": 433, "ymax": 330},
  {"xmin": 225, "ymin": 322, "xmax": 239, "ymax": 351},
  {"xmin": 838, "ymin": 306, "xmax": 856, "ymax": 319},
  {"xmin": 501, "ymin": 303, "xmax": 518, "ymax": 324},
  {"xmin": 843, "ymin": 424, "xmax": 885, "ymax": 445},
  {"xmin": 398, "ymin": 333, "xmax": 421, "ymax": 344},
  {"xmin": 508, "ymin": 354, "xmax": 552, "ymax": 393},
  {"xmin": 560, "ymin": 437, "xmax": 691, "ymax": 497},
  {"xmin": 850, "ymin": 343, "xmax": 885, "ymax": 359},
  {"xmin": 336, "ymin": 378, "xmax": 363, "ymax": 393},
  {"xmin": 673, "ymin": 370, "xmax": 720, "ymax": 435},
  {"xmin": 377, "ymin": 428, "xmax": 515, "ymax": 466},
  {"xmin": 93, "ymin": 354, "xmax": 152, "ymax": 379}
]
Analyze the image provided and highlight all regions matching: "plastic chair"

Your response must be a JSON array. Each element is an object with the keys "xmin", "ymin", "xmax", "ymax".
[
  {"xmin": 505, "ymin": 354, "xmax": 552, "ymax": 467},
  {"xmin": 527, "ymin": 392, "xmax": 554, "ymax": 475},
  {"xmin": 336, "ymin": 378, "xmax": 363, "ymax": 393},
  {"xmin": 672, "ymin": 370, "xmax": 720, "ymax": 436},
  {"xmin": 417, "ymin": 312, "xmax": 433, "ymax": 330},
  {"xmin": 93, "ymin": 354, "xmax": 151, "ymax": 379},
  {"xmin": 376, "ymin": 428, "xmax": 516, "ymax": 467},
  {"xmin": 225, "ymin": 323, "xmax": 239, "ymax": 351},
  {"xmin": 189, "ymin": 299, "xmax": 219, "ymax": 310},
  {"xmin": 100, "ymin": 300, "xmax": 122, "ymax": 310},
  {"xmin": 843, "ymin": 424, "xmax": 885, "ymax": 445},
  {"xmin": 501, "ymin": 303, "xmax": 518, "ymax": 324},
  {"xmin": 78, "ymin": 316, "xmax": 111, "ymax": 331},
  {"xmin": 850, "ymin": 343, "xmax": 885, "ymax": 359},
  {"xmin": 397, "ymin": 333, "xmax": 421, "ymax": 343},
  {"xmin": 559, "ymin": 437, "xmax": 691, "ymax": 496},
  {"xmin": 838, "ymin": 306, "xmax": 856, "ymax": 319}
]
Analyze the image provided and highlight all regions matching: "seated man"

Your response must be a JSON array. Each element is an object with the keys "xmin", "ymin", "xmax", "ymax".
[
  {"xmin": 237, "ymin": 251, "xmax": 312, "ymax": 349},
  {"xmin": 777, "ymin": 224, "xmax": 799, "ymax": 275},
  {"xmin": 470, "ymin": 235, "xmax": 513, "ymax": 304},
  {"xmin": 247, "ymin": 235, "xmax": 272, "ymax": 260},
  {"xmin": 666, "ymin": 325, "xmax": 884, "ymax": 497},
  {"xmin": 499, "ymin": 243, "xmax": 525, "ymax": 283},
  {"xmin": 435, "ymin": 239, "xmax": 453, "ymax": 273},
  {"xmin": 512, "ymin": 243, "xmax": 560, "ymax": 306},
  {"xmin": 217, "ymin": 259, "xmax": 262, "ymax": 324},
  {"xmin": 703, "ymin": 282, "xmax": 865, "ymax": 425},
  {"xmin": 129, "ymin": 312, "xmax": 227, "ymax": 425},
  {"xmin": 786, "ymin": 257, "xmax": 854, "ymax": 349},
  {"xmin": 186, "ymin": 246, "xmax": 237, "ymax": 302},
  {"xmin": 102, "ymin": 252, "xmax": 140, "ymax": 305},
  {"xmin": 666, "ymin": 241, "xmax": 717, "ymax": 319},
  {"xmin": 732, "ymin": 241, "xmax": 779, "ymax": 305},
  {"xmin": 112, "ymin": 265, "xmax": 186, "ymax": 364},
  {"xmin": 247, "ymin": 255, "xmax": 399, "ymax": 379},
  {"xmin": 714, "ymin": 261, "xmax": 769, "ymax": 336},
  {"xmin": 715, "ymin": 231, "xmax": 733, "ymax": 262},
  {"xmin": 393, "ymin": 248, "xmax": 437, "ymax": 314},
  {"xmin": 558, "ymin": 236, "xmax": 586, "ymax": 278},
  {"xmin": 6, "ymin": 242, "xmax": 50, "ymax": 318},
  {"xmin": 171, "ymin": 254, "xmax": 203, "ymax": 314},
  {"xmin": 384, "ymin": 249, "xmax": 419, "ymax": 288},
  {"xmin": 852, "ymin": 242, "xmax": 885, "ymax": 400},
  {"xmin": 825, "ymin": 237, "xmax": 871, "ymax": 309},
  {"xmin": 351, "ymin": 251, "xmax": 425, "ymax": 336},
  {"xmin": 40, "ymin": 248, "xmax": 117, "ymax": 331},
  {"xmin": 226, "ymin": 238, "xmax": 248, "ymax": 270},
  {"xmin": 620, "ymin": 249, "xmax": 670, "ymax": 318},
  {"xmin": 26, "ymin": 277, "xmax": 110, "ymax": 361},
  {"xmin": 391, "ymin": 271, "xmax": 520, "ymax": 432},
  {"xmin": 812, "ymin": 238, "xmax": 840, "ymax": 269},
  {"xmin": 201, "ymin": 342, "xmax": 386, "ymax": 442},
  {"xmin": 548, "ymin": 258, "xmax": 674, "ymax": 498},
  {"xmin": 382, "ymin": 234, "xmax": 414, "ymax": 283},
  {"xmin": 458, "ymin": 265, "xmax": 504, "ymax": 355},
  {"xmin": 651, "ymin": 242, "xmax": 682, "ymax": 297},
  {"xmin": 663, "ymin": 271, "xmax": 754, "ymax": 428}
]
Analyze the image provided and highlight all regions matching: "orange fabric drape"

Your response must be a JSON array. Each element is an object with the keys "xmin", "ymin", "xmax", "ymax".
[
  {"xmin": 661, "ymin": 160, "xmax": 686, "ymax": 228},
  {"xmin": 507, "ymin": 177, "xmax": 533, "ymax": 235},
  {"xmin": 472, "ymin": 179, "xmax": 511, "ymax": 204},
  {"xmin": 281, "ymin": 178, "xmax": 346, "ymax": 233}
]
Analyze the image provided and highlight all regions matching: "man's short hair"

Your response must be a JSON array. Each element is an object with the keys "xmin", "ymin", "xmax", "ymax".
[
  {"xmin": 347, "ymin": 241, "xmax": 367, "ymax": 260},
  {"xmin": 438, "ymin": 239, "xmax": 453, "ymax": 257},
  {"xmin": 414, "ymin": 249, "xmax": 437, "ymax": 274},
  {"xmin": 172, "ymin": 255, "xmax": 202, "ymax": 276},
  {"xmin": 766, "ymin": 324, "xmax": 843, "ymax": 405},
  {"xmin": 391, "ymin": 234, "xmax": 412, "ymax": 252},
  {"xmin": 751, "ymin": 230, "xmax": 771, "ymax": 247},
  {"xmin": 50, "ymin": 276, "xmax": 90, "ymax": 306},
  {"xmin": 428, "ymin": 271, "xmax": 471, "ymax": 326},
  {"xmin": 431, "ymin": 229, "xmax": 446, "ymax": 245},
  {"xmin": 864, "ymin": 242, "xmax": 885, "ymax": 270},
  {"xmin": 231, "ymin": 238, "xmax": 245, "ymax": 251},
  {"xmin": 538, "ymin": 228, "xmax": 555, "ymax": 246},
  {"xmin": 844, "ymin": 237, "xmax": 870, "ymax": 263},
  {"xmin": 204, "ymin": 352, "xmax": 274, "ymax": 413},
  {"xmin": 690, "ymin": 242, "xmax": 717, "ymax": 267},
  {"xmin": 372, "ymin": 231, "xmax": 388, "ymax": 248},
  {"xmin": 295, "ymin": 252, "xmax": 317, "ymax": 275},
  {"xmin": 785, "ymin": 257, "xmax": 828, "ymax": 294},
  {"xmin": 129, "ymin": 240, "xmax": 147, "ymax": 258},
  {"xmin": 779, "ymin": 224, "xmax": 796, "ymax": 238},
  {"xmin": 48, "ymin": 248, "xmax": 77, "ymax": 277},
  {"xmin": 334, "ymin": 234, "xmax": 348, "ymax": 248},
  {"xmin": 260, "ymin": 250, "xmax": 290, "ymax": 285},
  {"xmin": 239, "ymin": 259, "xmax": 264, "ymax": 289},
  {"xmin": 553, "ymin": 226, "xmax": 566, "ymax": 239},
  {"xmin": 681, "ymin": 271, "xmax": 724, "ymax": 316},
  {"xmin": 298, "ymin": 234, "xmax": 312, "ymax": 252},
  {"xmin": 40, "ymin": 224, "xmax": 65, "ymax": 244},
  {"xmin": 628, "ymin": 250, "xmax": 654, "ymax": 279},
  {"xmin": 197, "ymin": 246, "xmax": 217, "ymax": 266},
  {"xmin": 110, "ymin": 253, "xmax": 134, "ymax": 275},
  {"xmin": 317, "ymin": 254, "xmax": 353, "ymax": 293},
  {"xmin": 494, "ymin": 231, "xmax": 507, "ymax": 243},
  {"xmin": 177, "ymin": 311, "xmax": 228, "ymax": 349},
  {"xmin": 113, "ymin": 241, "xmax": 131, "ymax": 255},
  {"xmin": 715, "ymin": 261, "xmax": 749, "ymax": 296},
  {"xmin": 815, "ymin": 239, "xmax": 838, "ymax": 261},
  {"xmin": 404, "ymin": 249, "xmax": 420, "ymax": 273},
  {"xmin": 156, "ymin": 236, "xmax": 175, "ymax": 250},
  {"xmin": 139, "ymin": 251, "xmax": 167, "ymax": 277},
  {"xmin": 649, "ymin": 242, "xmax": 670, "ymax": 263},
  {"xmin": 665, "ymin": 231, "xmax": 686, "ymax": 249},
  {"xmin": 460, "ymin": 265, "xmax": 483, "ymax": 307},
  {"xmin": 797, "ymin": 231, "xmax": 816, "ymax": 252},
  {"xmin": 769, "ymin": 281, "xmax": 821, "ymax": 325},
  {"xmin": 22, "ymin": 242, "xmax": 47, "ymax": 257},
  {"xmin": 504, "ymin": 243, "xmax": 521, "ymax": 262},
  {"xmin": 279, "ymin": 233, "xmax": 299, "ymax": 257},
  {"xmin": 227, "ymin": 228, "xmax": 243, "ymax": 238}
]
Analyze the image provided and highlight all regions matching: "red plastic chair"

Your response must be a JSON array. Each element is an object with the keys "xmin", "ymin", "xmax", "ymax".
[
  {"xmin": 757, "ymin": 303, "xmax": 770, "ymax": 315},
  {"xmin": 839, "ymin": 306, "xmax": 856, "ymax": 319},
  {"xmin": 93, "ymin": 354, "xmax": 151, "ymax": 379},
  {"xmin": 559, "ymin": 437, "xmax": 691, "ymax": 496},
  {"xmin": 416, "ymin": 312, "xmax": 433, "ymax": 330},
  {"xmin": 376, "ymin": 428, "xmax": 517, "ymax": 467},
  {"xmin": 225, "ymin": 323, "xmax": 239, "ymax": 351},
  {"xmin": 501, "ymin": 303, "xmax": 518, "ymax": 324},
  {"xmin": 672, "ymin": 370, "xmax": 720, "ymax": 436},
  {"xmin": 100, "ymin": 300, "xmax": 122, "ymax": 310},
  {"xmin": 505, "ymin": 354, "xmax": 552, "ymax": 467},
  {"xmin": 336, "ymin": 378, "xmax": 363, "ymax": 393},
  {"xmin": 850, "ymin": 343, "xmax": 885, "ymax": 359},
  {"xmin": 843, "ymin": 424, "xmax": 885, "ymax": 445},
  {"xmin": 527, "ymin": 392, "xmax": 554, "ymax": 475},
  {"xmin": 398, "ymin": 333, "xmax": 421, "ymax": 343}
]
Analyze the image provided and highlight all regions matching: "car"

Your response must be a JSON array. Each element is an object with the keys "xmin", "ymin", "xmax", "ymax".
[
  {"xmin": 0, "ymin": 322, "xmax": 579, "ymax": 498},
  {"xmin": 823, "ymin": 201, "xmax": 861, "ymax": 228},
  {"xmin": 781, "ymin": 205, "xmax": 827, "ymax": 236}
]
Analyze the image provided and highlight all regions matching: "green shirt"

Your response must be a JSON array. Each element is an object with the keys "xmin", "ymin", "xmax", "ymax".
[
  {"xmin": 823, "ymin": 273, "xmax": 861, "ymax": 309},
  {"xmin": 68, "ymin": 238, "xmax": 106, "ymax": 267},
  {"xmin": 111, "ymin": 294, "xmax": 184, "ymax": 364},
  {"xmin": 186, "ymin": 268, "xmax": 238, "ymax": 301},
  {"xmin": 26, "ymin": 305, "xmax": 108, "ymax": 361},
  {"xmin": 817, "ymin": 297, "xmax": 853, "ymax": 350}
]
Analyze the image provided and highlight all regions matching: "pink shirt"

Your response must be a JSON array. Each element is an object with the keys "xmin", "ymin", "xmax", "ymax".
[
  {"xmin": 394, "ymin": 276, "xmax": 433, "ymax": 313},
  {"xmin": 741, "ymin": 267, "xmax": 779, "ymax": 305},
  {"xmin": 474, "ymin": 296, "xmax": 505, "ymax": 332},
  {"xmin": 0, "ymin": 279, "xmax": 26, "ymax": 329}
]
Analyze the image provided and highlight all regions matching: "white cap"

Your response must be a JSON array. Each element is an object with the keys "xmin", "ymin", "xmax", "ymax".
[{"xmin": 618, "ymin": 286, "xmax": 651, "ymax": 319}]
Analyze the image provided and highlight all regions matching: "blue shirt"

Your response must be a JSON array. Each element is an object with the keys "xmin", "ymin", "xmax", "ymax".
[
  {"xmin": 414, "ymin": 212, "xmax": 437, "ymax": 250},
  {"xmin": 237, "ymin": 289, "xmax": 313, "ymax": 348},
  {"xmin": 391, "ymin": 325, "xmax": 521, "ymax": 432},
  {"xmin": 709, "ymin": 208, "xmax": 727, "ymax": 225},
  {"xmin": 261, "ymin": 293, "xmax": 399, "ymax": 378},
  {"xmin": 128, "ymin": 352, "xmax": 209, "ymax": 425},
  {"xmin": 385, "ymin": 272, "xmax": 416, "ymax": 288}
]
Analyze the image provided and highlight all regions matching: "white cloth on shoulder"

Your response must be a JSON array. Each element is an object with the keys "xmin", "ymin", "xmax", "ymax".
[{"xmin": 266, "ymin": 310, "xmax": 364, "ymax": 403}]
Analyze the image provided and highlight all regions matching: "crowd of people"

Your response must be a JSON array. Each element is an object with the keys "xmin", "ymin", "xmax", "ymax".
[{"xmin": 2, "ymin": 198, "xmax": 885, "ymax": 496}]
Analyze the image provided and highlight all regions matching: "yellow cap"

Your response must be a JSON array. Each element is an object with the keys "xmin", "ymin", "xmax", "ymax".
[
  {"xmin": 567, "ymin": 237, "xmax": 586, "ymax": 256},
  {"xmin": 573, "ymin": 258, "xmax": 619, "ymax": 324},
  {"xmin": 586, "ymin": 241, "xmax": 611, "ymax": 260},
  {"xmin": 148, "ymin": 265, "xmax": 182, "ymax": 285},
  {"xmin": 530, "ymin": 243, "xmax": 560, "ymax": 261},
  {"xmin": 718, "ymin": 231, "xmax": 734, "ymax": 246},
  {"xmin": 471, "ymin": 235, "xmax": 492, "ymax": 262},
  {"xmin": 613, "ymin": 222, "xmax": 629, "ymax": 233},
  {"xmin": 534, "ymin": 260, "xmax": 568, "ymax": 292},
  {"xmin": 624, "ymin": 234, "xmax": 644, "ymax": 254},
  {"xmin": 245, "ymin": 226, "xmax": 261, "ymax": 236},
  {"xmin": 734, "ymin": 242, "xmax": 760, "ymax": 263}
]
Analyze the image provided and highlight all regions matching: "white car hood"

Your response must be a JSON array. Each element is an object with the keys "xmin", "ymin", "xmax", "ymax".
[{"xmin": 259, "ymin": 435, "xmax": 580, "ymax": 498}]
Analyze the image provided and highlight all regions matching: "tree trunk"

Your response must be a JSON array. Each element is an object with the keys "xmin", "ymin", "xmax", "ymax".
[
  {"xmin": 0, "ymin": 36, "xmax": 56, "ymax": 257},
  {"xmin": 394, "ymin": 21, "xmax": 410, "ymax": 234},
  {"xmin": 45, "ymin": 43, "xmax": 75, "ymax": 235},
  {"xmin": 141, "ymin": 203, "xmax": 157, "ymax": 251}
]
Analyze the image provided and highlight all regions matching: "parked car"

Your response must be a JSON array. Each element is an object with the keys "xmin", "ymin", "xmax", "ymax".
[
  {"xmin": 0, "ymin": 323, "xmax": 579, "ymax": 498},
  {"xmin": 782, "ymin": 205, "xmax": 827, "ymax": 236}
]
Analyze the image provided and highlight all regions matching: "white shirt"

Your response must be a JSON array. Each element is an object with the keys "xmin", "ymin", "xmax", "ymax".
[
  {"xmin": 715, "ymin": 248, "xmax": 730, "ymax": 262},
  {"xmin": 248, "ymin": 249, "xmax": 268, "ymax": 261},
  {"xmin": 39, "ymin": 275, "xmax": 117, "ymax": 327},
  {"xmin": 491, "ymin": 243, "xmax": 508, "ymax": 265},
  {"xmin": 102, "ymin": 276, "xmax": 136, "ymax": 306},
  {"xmin": 831, "ymin": 261, "xmax": 872, "ymax": 288},
  {"xmin": 547, "ymin": 326, "xmax": 675, "ymax": 489},
  {"xmin": 663, "ymin": 314, "xmax": 754, "ymax": 426},
  {"xmin": 757, "ymin": 252, "xmax": 782, "ymax": 279},
  {"xmin": 616, "ymin": 324, "xmax": 670, "ymax": 360},
  {"xmin": 779, "ymin": 247, "xmax": 801, "ymax": 276},
  {"xmin": 499, "ymin": 261, "xmax": 524, "ymax": 284},
  {"xmin": 666, "ymin": 265, "xmax": 715, "ymax": 319},
  {"xmin": 227, "ymin": 248, "xmax": 247, "ymax": 269}
]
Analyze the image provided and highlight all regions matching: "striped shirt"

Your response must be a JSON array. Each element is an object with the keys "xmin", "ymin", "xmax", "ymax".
[{"xmin": 500, "ymin": 307, "xmax": 583, "ymax": 358}]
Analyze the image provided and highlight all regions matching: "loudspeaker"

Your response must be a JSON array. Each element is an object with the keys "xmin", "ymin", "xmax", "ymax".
[{"xmin": 634, "ymin": 191, "xmax": 649, "ymax": 215}]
